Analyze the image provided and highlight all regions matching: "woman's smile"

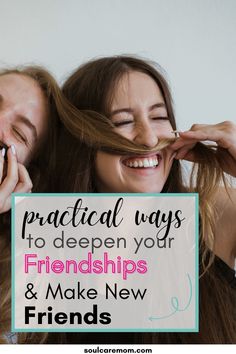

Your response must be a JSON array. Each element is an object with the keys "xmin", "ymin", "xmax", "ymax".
[
  {"xmin": 122, "ymin": 153, "xmax": 161, "ymax": 169},
  {"xmin": 121, "ymin": 152, "xmax": 163, "ymax": 177}
]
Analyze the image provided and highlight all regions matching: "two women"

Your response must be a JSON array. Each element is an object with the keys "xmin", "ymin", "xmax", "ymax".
[{"xmin": 56, "ymin": 56, "xmax": 236, "ymax": 344}]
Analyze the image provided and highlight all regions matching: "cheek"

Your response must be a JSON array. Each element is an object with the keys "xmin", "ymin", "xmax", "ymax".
[
  {"xmin": 3, "ymin": 134, "xmax": 34, "ymax": 167},
  {"xmin": 113, "ymin": 127, "xmax": 134, "ymax": 141},
  {"xmin": 15, "ymin": 145, "xmax": 32, "ymax": 166},
  {"xmin": 158, "ymin": 123, "xmax": 173, "ymax": 138}
]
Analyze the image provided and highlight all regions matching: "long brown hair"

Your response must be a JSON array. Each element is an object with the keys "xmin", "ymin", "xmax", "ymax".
[
  {"xmin": 59, "ymin": 56, "xmax": 224, "ymax": 252},
  {"xmin": 0, "ymin": 66, "xmax": 67, "ymax": 344},
  {"xmin": 58, "ymin": 56, "xmax": 183, "ymax": 192},
  {"xmin": 56, "ymin": 56, "xmax": 235, "ymax": 343}
]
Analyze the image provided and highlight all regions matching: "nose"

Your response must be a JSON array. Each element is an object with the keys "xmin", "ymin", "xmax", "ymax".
[{"xmin": 133, "ymin": 122, "xmax": 158, "ymax": 148}]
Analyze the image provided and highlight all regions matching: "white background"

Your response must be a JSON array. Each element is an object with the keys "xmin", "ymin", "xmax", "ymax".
[{"xmin": 0, "ymin": 0, "xmax": 236, "ymax": 130}]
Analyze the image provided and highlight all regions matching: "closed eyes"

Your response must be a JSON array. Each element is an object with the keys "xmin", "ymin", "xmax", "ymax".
[
  {"xmin": 12, "ymin": 126, "xmax": 29, "ymax": 145},
  {"xmin": 113, "ymin": 116, "xmax": 170, "ymax": 127},
  {"xmin": 113, "ymin": 120, "xmax": 133, "ymax": 127},
  {"xmin": 151, "ymin": 116, "xmax": 170, "ymax": 121}
]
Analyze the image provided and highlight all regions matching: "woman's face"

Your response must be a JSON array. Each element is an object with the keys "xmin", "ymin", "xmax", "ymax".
[
  {"xmin": 95, "ymin": 71, "xmax": 175, "ymax": 193},
  {"xmin": 0, "ymin": 73, "xmax": 48, "ymax": 166}
]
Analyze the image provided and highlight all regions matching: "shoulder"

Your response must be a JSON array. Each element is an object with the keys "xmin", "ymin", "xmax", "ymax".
[{"xmin": 213, "ymin": 186, "xmax": 236, "ymax": 268}]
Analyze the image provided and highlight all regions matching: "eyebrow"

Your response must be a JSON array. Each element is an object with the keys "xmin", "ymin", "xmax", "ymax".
[
  {"xmin": 110, "ymin": 102, "xmax": 166, "ymax": 116},
  {"xmin": 0, "ymin": 94, "xmax": 38, "ymax": 142},
  {"xmin": 16, "ymin": 115, "xmax": 38, "ymax": 142}
]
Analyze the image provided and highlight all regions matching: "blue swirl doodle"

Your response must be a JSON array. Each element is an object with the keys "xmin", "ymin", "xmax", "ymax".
[{"xmin": 149, "ymin": 273, "xmax": 192, "ymax": 321}]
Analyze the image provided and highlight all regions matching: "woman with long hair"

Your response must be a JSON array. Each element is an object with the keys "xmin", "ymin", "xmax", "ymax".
[
  {"xmin": 56, "ymin": 56, "xmax": 236, "ymax": 344},
  {"xmin": 0, "ymin": 66, "xmax": 68, "ymax": 344}
]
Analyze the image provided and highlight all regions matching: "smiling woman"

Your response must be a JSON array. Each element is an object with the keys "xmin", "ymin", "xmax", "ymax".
[
  {"xmin": 55, "ymin": 56, "xmax": 236, "ymax": 344},
  {"xmin": 0, "ymin": 67, "xmax": 61, "ymax": 213},
  {"xmin": 95, "ymin": 71, "xmax": 175, "ymax": 193},
  {"xmin": 0, "ymin": 65, "xmax": 69, "ymax": 344}
]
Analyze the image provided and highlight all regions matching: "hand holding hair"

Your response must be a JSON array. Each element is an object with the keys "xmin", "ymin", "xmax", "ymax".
[{"xmin": 171, "ymin": 121, "xmax": 236, "ymax": 177}]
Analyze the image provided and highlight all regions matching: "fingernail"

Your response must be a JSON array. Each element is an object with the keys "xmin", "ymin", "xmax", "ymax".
[
  {"xmin": 1, "ymin": 148, "xmax": 6, "ymax": 157},
  {"xmin": 11, "ymin": 144, "xmax": 16, "ymax": 155},
  {"xmin": 171, "ymin": 130, "xmax": 181, "ymax": 138}
]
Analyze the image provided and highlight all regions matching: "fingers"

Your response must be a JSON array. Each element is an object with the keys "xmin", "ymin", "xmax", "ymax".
[
  {"xmin": 1, "ymin": 165, "xmax": 33, "ymax": 213},
  {"xmin": 0, "ymin": 147, "xmax": 6, "ymax": 184},
  {"xmin": 171, "ymin": 137, "xmax": 197, "ymax": 151},
  {"xmin": 175, "ymin": 121, "xmax": 236, "ymax": 150},
  {"xmin": 171, "ymin": 121, "xmax": 236, "ymax": 163},
  {"xmin": 171, "ymin": 135, "xmax": 198, "ymax": 161},
  {"xmin": 0, "ymin": 196, "xmax": 11, "ymax": 214},
  {"xmin": 178, "ymin": 129, "xmax": 225, "ymax": 149},
  {"xmin": 0, "ymin": 146, "xmax": 18, "ymax": 212},
  {"xmin": 0, "ymin": 146, "xmax": 33, "ymax": 213},
  {"xmin": 174, "ymin": 144, "xmax": 197, "ymax": 160},
  {"xmin": 14, "ymin": 163, "xmax": 33, "ymax": 193}
]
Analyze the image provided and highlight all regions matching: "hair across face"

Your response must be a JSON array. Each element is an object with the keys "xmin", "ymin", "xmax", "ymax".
[
  {"xmin": 63, "ymin": 56, "xmax": 177, "ymax": 127},
  {"xmin": 95, "ymin": 71, "xmax": 176, "ymax": 192},
  {"xmin": 61, "ymin": 56, "xmax": 182, "ymax": 193}
]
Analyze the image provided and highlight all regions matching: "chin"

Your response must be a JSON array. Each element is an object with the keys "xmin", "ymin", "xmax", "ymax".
[{"xmin": 127, "ymin": 185, "xmax": 164, "ymax": 193}]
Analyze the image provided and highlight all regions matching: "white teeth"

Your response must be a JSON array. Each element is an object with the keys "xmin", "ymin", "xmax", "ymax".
[
  {"xmin": 124, "ymin": 156, "xmax": 160, "ymax": 168},
  {"xmin": 138, "ymin": 160, "xmax": 143, "ymax": 167},
  {"xmin": 149, "ymin": 158, "xmax": 154, "ymax": 167}
]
